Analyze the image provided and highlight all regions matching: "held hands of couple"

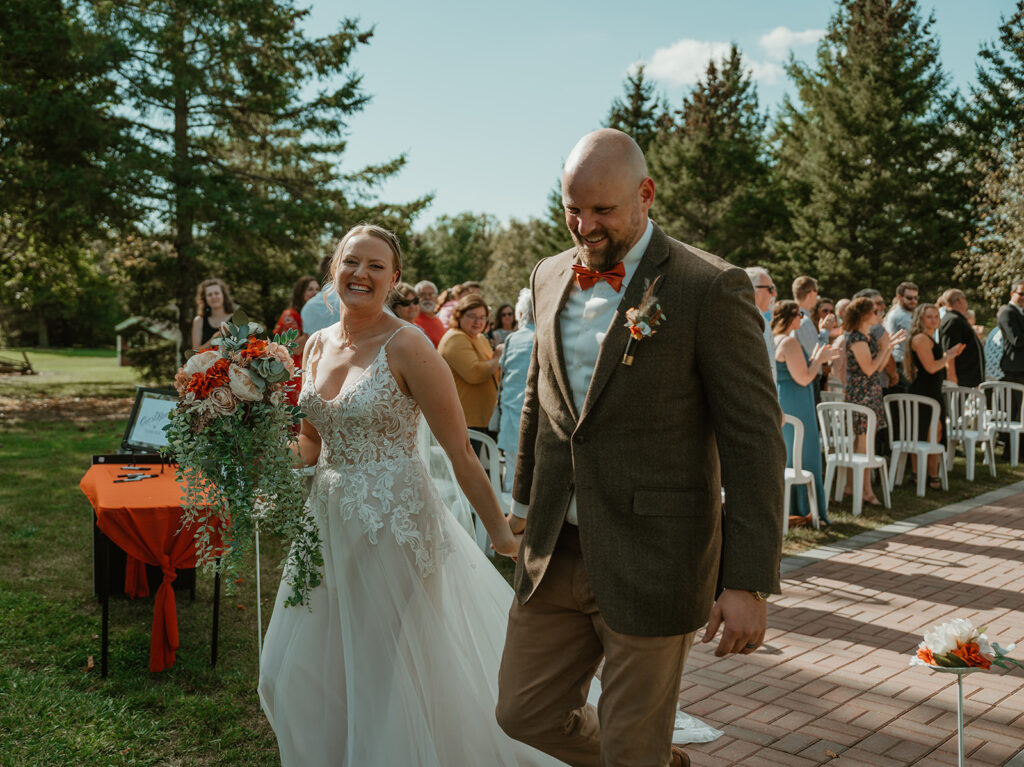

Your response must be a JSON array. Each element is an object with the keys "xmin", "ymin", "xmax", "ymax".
[{"xmin": 700, "ymin": 589, "xmax": 767, "ymax": 657}]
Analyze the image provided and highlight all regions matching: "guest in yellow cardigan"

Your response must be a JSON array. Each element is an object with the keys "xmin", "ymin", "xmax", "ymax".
[{"xmin": 439, "ymin": 294, "xmax": 501, "ymax": 433}]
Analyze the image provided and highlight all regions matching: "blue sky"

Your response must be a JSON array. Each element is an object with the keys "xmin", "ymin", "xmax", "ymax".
[{"xmin": 303, "ymin": 1, "xmax": 1015, "ymax": 230}]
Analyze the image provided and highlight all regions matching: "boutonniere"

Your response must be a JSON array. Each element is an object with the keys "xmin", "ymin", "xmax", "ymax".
[{"xmin": 622, "ymin": 276, "xmax": 665, "ymax": 366}]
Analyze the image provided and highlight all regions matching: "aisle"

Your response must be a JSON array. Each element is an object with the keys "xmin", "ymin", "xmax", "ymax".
[{"xmin": 681, "ymin": 482, "xmax": 1024, "ymax": 766}]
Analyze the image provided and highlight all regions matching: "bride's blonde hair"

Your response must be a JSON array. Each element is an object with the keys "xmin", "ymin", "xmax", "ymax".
[{"xmin": 329, "ymin": 224, "xmax": 404, "ymax": 290}]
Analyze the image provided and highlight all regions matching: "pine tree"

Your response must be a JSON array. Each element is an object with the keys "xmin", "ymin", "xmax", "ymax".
[
  {"xmin": 87, "ymin": 0, "xmax": 429, "ymax": 345},
  {"xmin": 605, "ymin": 65, "xmax": 667, "ymax": 154},
  {"xmin": 968, "ymin": 1, "xmax": 1024, "ymax": 148},
  {"xmin": 955, "ymin": 136, "xmax": 1024, "ymax": 312},
  {"xmin": 408, "ymin": 213, "xmax": 497, "ymax": 291},
  {"xmin": 773, "ymin": 0, "xmax": 969, "ymax": 299},
  {"xmin": 646, "ymin": 45, "xmax": 781, "ymax": 267}
]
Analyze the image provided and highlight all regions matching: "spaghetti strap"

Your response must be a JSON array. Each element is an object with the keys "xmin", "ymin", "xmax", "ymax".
[{"xmin": 382, "ymin": 324, "xmax": 423, "ymax": 349}]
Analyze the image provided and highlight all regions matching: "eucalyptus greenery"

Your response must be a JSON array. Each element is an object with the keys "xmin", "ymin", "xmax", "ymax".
[{"xmin": 163, "ymin": 310, "xmax": 323, "ymax": 608}]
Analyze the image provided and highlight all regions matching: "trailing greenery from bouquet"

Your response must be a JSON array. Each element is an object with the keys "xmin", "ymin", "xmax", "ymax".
[{"xmin": 163, "ymin": 310, "xmax": 323, "ymax": 607}]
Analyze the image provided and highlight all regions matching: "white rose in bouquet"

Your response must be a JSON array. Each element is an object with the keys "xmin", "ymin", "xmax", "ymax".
[
  {"xmin": 184, "ymin": 350, "xmax": 221, "ymax": 377},
  {"xmin": 207, "ymin": 386, "xmax": 238, "ymax": 416},
  {"xmin": 229, "ymin": 364, "xmax": 264, "ymax": 401}
]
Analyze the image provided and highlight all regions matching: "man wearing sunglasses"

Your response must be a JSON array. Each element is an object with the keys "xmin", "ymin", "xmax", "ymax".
[{"xmin": 884, "ymin": 282, "xmax": 919, "ymax": 386}]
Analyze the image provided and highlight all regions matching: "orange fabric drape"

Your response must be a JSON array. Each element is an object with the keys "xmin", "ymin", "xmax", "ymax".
[{"xmin": 80, "ymin": 464, "xmax": 220, "ymax": 672}]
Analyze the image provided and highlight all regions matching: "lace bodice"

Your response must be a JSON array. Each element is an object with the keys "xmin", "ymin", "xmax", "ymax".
[
  {"xmin": 300, "ymin": 330, "xmax": 421, "ymax": 468},
  {"xmin": 298, "ymin": 326, "xmax": 452, "ymax": 575}
]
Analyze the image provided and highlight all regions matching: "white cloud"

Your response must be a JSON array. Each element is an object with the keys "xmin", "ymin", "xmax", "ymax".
[
  {"xmin": 639, "ymin": 39, "xmax": 733, "ymax": 87},
  {"xmin": 759, "ymin": 26, "xmax": 824, "ymax": 60}
]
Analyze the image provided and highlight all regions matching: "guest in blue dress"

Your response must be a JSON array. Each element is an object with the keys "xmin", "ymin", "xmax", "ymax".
[
  {"xmin": 496, "ymin": 289, "xmax": 535, "ymax": 492},
  {"xmin": 772, "ymin": 300, "xmax": 839, "ymax": 525}
]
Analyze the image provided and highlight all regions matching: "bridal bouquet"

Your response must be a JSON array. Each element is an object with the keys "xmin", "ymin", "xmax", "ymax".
[
  {"xmin": 164, "ymin": 310, "xmax": 323, "ymax": 607},
  {"xmin": 910, "ymin": 618, "xmax": 1023, "ymax": 671}
]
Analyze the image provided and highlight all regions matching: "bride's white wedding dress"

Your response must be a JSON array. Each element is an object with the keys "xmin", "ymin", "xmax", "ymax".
[{"xmin": 258, "ymin": 327, "xmax": 720, "ymax": 766}]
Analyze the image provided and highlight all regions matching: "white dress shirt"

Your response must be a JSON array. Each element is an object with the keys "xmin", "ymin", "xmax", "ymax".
[{"xmin": 513, "ymin": 220, "xmax": 653, "ymax": 525}]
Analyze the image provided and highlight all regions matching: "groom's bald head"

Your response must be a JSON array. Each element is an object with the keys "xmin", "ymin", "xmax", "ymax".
[{"xmin": 561, "ymin": 129, "xmax": 655, "ymax": 270}]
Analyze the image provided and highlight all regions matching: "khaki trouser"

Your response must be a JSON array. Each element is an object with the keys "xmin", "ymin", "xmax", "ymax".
[{"xmin": 496, "ymin": 525, "xmax": 695, "ymax": 767}]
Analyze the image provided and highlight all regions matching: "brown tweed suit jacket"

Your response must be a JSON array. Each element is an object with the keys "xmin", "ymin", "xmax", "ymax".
[{"xmin": 512, "ymin": 224, "xmax": 786, "ymax": 636}]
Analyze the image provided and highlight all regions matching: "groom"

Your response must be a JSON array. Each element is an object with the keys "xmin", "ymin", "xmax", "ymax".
[{"xmin": 496, "ymin": 129, "xmax": 786, "ymax": 767}]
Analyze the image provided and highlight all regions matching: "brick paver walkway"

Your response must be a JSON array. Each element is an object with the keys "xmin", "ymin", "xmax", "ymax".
[{"xmin": 680, "ymin": 482, "xmax": 1024, "ymax": 766}]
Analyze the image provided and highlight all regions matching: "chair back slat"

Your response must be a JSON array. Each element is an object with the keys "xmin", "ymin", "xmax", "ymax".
[
  {"xmin": 816, "ymin": 402, "xmax": 876, "ymax": 461},
  {"xmin": 782, "ymin": 414, "xmax": 805, "ymax": 473},
  {"xmin": 884, "ymin": 393, "xmax": 939, "ymax": 446}
]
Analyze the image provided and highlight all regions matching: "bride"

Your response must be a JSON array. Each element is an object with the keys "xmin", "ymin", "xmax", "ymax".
[{"xmin": 258, "ymin": 224, "xmax": 719, "ymax": 766}]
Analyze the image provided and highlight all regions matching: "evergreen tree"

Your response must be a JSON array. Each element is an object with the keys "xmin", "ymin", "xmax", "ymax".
[
  {"xmin": 646, "ymin": 45, "xmax": 781, "ymax": 267},
  {"xmin": 772, "ymin": 0, "xmax": 969, "ymax": 298},
  {"xmin": 968, "ymin": 1, "xmax": 1024, "ymax": 148},
  {"xmin": 605, "ymin": 65, "xmax": 667, "ymax": 154},
  {"xmin": 955, "ymin": 136, "xmax": 1024, "ymax": 312},
  {"xmin": 87, "ymin": 0, "xmax": 429, "ymax": 345},
  {"xmin": 409, "ymin": 213, "xmax": 497, "ymax": 290}
]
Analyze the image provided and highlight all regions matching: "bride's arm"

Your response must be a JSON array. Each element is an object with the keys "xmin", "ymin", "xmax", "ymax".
[{"xmin": 391, "ymin": 330, "xmax": 520, "ymax": 558}]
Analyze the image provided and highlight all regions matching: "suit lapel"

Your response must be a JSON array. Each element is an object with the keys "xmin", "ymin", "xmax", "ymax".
[
  {"xmin": 550, "ymin": 258, "xmax": 580, "ymax": 423},
  {"xmin": 578, "ymin": 231, "xmax": 670, "ymax": 425}
]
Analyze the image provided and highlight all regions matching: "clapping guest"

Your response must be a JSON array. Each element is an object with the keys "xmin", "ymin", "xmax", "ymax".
[
  {"xmin": 905, "ymin": 303, "xmax": 963, "ymax": 487},
  {"xmin": 436, "ymin": 285, "xmax": 464, "ymax": 329},
  {"xmin": 274, "ymin": 275, "xmax": 319, "ymax": 406},
  {"xmin": 191, "ymin": 278, "xmax": 235, "ymax": 351},
  {"xmin": 845, "ymin": 297, "xmax": 906, "ymax": 505},
  {"xmin": 496, "ymin": 290, "xmax": 535, "ymax": 492},
  {"xmin": 389, "ymin": 281, "xmax": 420, "ymax": 323},
  {"xmin": 438, "ymin": 294, "xmax": 501, "ymax": 434},
  {"xmin": 939, "ymin": 290, "xmax": 985, "ymax": 387},
  {"xmin": 772, "ymin": 301, "xmax": 838, "ymax": 525},
  {"xmin": 489, "ymin": 304, "xmax": 517, "ymax": 348}
]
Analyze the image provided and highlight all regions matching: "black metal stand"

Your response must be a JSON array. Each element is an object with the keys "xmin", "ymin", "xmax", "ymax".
[{"xmin": 211, "ymin": 558, "xmax": 222, "ymax": 667}]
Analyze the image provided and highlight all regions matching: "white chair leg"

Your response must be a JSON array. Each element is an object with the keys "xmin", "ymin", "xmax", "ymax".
[
  {"xmin": 808, "ymin": 480, "xmax": 820, "ymax": 530},
  {"xmin": 987, "ymin": 439, "xmax": 997, "ymax": 478},
  {"xmin": 879, "ymin": 459, "xmax": 892, "ymax": 509},
  {"xmin": 888, "ymin": 453, "xmax": 900, "ymax": 493},
  {"xmin": 823, "ymin": 461, "xmax": 836, "ymax": 505},
  {"xmin": 939, "ymin": 451, "xmax": 949, "ymax": 490},
  {"xmin": 783, "ymin": 479, "xmax": 792, "ymax": 536},
  {"xmin": 916, "ymin": 452, "xmax": 927, "ymax": 497},
  {"xmin": 965, "ymin": 438, "xmax": 976, "ymax": 481},
  {"xmin": 852, "ymin": 467, "xmax": 864, "ymax": 517},
  {"xmin": 1012, "ymin": 433, "xmax": 1020, "ymax": 468},
  {"xmin": 836, "ymin": 467, "xmax": 847, "ymax": 500}
]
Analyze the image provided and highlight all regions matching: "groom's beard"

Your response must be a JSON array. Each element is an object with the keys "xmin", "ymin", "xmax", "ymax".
[{"xmin": 569, "ymin": 205, "xmax": 644, "ymax": 272}]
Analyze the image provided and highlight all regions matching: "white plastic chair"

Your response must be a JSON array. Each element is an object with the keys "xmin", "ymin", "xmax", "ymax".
[
  {"xmin": 816, "ymin": 402, "xmax": 891, "ymax": 517},
  {"xmin": 883, "ymin": 393, "xmax": 948, "ymax": 496},
  {"xmin": 782, "ymin": 414, "xmax": 821, "ymax": 535},
  {"xmin": 468, "ymin": 429, "xmax": 515, "ymax": 556},
  {"xmin": 820, "ymin": 390, "xmax": 844, "ymax": 403},
  {"xmin": 944, "ymin": 385, "xmax": 996, "ymax": 481},
  {"xmin": 981, "ymin": 381, "xmax": 1024, "ymax": 467}
]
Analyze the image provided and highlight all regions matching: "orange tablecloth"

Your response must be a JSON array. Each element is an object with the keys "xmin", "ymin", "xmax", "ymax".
[{"xmin": 80, "ymin": 464, "xmax": 220, "ymax": 672}]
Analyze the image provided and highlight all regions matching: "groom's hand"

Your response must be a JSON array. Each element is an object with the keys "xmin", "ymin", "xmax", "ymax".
[{"xmin": 700, "ymin": 589, "xmax": 766, "ymax": 657}]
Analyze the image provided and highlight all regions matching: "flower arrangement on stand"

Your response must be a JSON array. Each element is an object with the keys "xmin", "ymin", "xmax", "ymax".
[
  {"xmin": 164, "ymin": 310, "xmax": 323, "ymax": 610},
  {"xmin": 909, "ymin": 618, "xmax": 1022, "ymax": 766}
]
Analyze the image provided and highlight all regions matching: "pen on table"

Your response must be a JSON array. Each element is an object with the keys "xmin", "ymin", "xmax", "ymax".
[{"xmin": 117, "ymin": 473, "xmax": 158, "ymax": 478}]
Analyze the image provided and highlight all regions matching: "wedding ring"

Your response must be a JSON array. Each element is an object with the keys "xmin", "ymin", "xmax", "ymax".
[{"xmin": 744, "ymin": 643, "xmax": 758, "ymax": 649}]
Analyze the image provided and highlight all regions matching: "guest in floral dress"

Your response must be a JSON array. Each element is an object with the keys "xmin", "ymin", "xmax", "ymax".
[{"xmin": 844, "ymin": 296, "xmax": 905, "ymax": 505}]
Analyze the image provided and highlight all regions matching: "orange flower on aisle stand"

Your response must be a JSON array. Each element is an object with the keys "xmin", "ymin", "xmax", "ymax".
[
  {"xmin": 952, "ymin": 642, "xmax": 992, "ymax": 670},
  {"xmin": 910, "ymin": 617, "xmax": 1020, "ymax": 670}
]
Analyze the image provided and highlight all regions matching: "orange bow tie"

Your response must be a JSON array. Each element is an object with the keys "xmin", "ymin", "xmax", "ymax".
[{"xmin": 572, "ymin": 262, "xmax": 625, "ymax": 292}]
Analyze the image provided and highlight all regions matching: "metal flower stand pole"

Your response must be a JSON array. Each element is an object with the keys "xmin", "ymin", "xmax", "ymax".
[
  {"xmin": 255, "ymin": 523, "xmax": 263, "ymax": 670},
  {"xmin": 929, "ymin": 666, "xmax": 983, "ymax": 767}
]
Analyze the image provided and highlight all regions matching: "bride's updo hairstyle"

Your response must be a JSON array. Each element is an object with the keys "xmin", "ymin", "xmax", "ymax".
[{"xmin": 329, "ymin": 224, "xmax": 404, "ymax": 290}]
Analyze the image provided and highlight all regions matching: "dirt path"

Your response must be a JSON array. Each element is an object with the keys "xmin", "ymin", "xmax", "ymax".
[{"xmin": 0, "ymin": 395, "xmax": 133, "ymax": 424}]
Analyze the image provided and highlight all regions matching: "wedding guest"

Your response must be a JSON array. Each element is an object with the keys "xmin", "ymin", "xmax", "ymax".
[
  {"xmin": 438, "ymin": 294, "xmax": 501, "ymax": 434},
  {"xmin": 496, "ymin": 289, "xmax": 535, "ymax": 492},
  {"xmin": 883, "ymin": 281, "xmax": 919, "ymax": 371},
  {"xmin": 489, "ymin": 304, "xmax": 517, "ymax": 348},
  {"xmin": 274, "ymin": 275, "xmax": 319, "ymax": 406},
  {"xmin": 772, "ymin": 301, "xmax": 836, "ymax": 524},
  {"xmin": 301, "ymin": 254, "xmax": 341, "ymax": 335},
  {"xmin": 905, "ymin": 303, "xmax": 963, "ymax": 487},
  {"xmin": 389, "ymin": 281, "xmax": 420, "ymax": 323},
  {"xmin": 939, "ymin": 290, "xmax": 985, "ymax": 387},
  {"xmin": 191, "ymin": 278, "xmax": 235, "ymax": 351},
  {"xmin": 845, "ymin": 297, "xmax": 904, "ymax": 505},
  {"xmin": 437, "ymin": 284, "xmax": 465, "ymax": 328},
  {"xmin": 414, "ymin": 280, "xmax": 446, "ymax": 347},
  {"xmin": 745, "ymin": 266, "xmax": 777, "ymax": 384}
]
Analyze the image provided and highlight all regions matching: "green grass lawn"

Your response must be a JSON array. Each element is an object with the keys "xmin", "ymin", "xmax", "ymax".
[
  {"xmin": 1, "ymin": 419, "xmax": 285, "ymax": 766},
  {"xmin": 0, "ymin": 348, "xmax": 144, "ymax": 398}
]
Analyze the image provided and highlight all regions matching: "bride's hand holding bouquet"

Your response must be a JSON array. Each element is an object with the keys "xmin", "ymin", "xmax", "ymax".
[{"xmin": 164, "ymin": 310, "xmax": 324, "ymax": 607}]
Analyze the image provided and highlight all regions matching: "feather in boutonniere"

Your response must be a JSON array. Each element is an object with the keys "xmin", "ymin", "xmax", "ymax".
[{"xmin": 622, "ymin": 276, "xmax": 665, "ymax": 366}]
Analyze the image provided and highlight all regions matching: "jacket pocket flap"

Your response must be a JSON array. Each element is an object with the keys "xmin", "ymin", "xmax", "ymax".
[{"xmin": 632, "ymin": 488, "xmax": 707, "ymax": 517}]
